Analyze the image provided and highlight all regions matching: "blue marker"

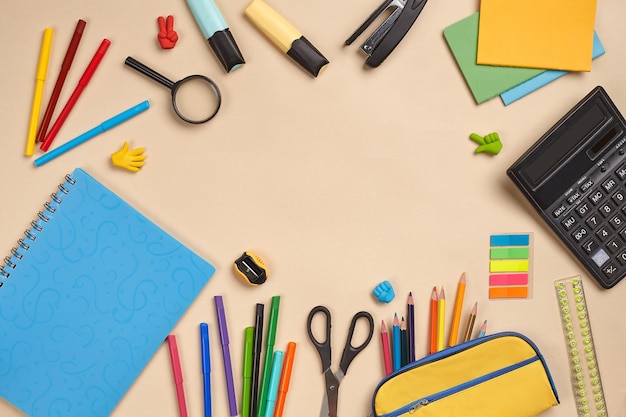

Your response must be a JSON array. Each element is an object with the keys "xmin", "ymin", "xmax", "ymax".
[
  {"xmin": 201, "ymin": 323, "xmax": 212, "ymax": 417},
  {"xmin": 264, "ymin": 350, "xmax": 283, "ymax": 417},
  {"xmin": 34, "ymin": 100, "xmax": 150, "ymax": 167},
  {"xmin": 186, "ymin": 0, "xmax": 245, "ymax": 72}
]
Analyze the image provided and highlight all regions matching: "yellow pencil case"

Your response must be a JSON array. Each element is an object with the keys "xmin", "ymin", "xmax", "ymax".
[{"xmin": 371, "ymin": 332, "xmax": 559, "ymax": 417}]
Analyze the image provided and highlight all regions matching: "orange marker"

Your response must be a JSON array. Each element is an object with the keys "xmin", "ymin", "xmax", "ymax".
[
  {"xmin": 448, "ymin": 273, "xmax": 466, "ymax": 347},
  {"xmin": 274, "ymin": 342, "xmax": 296, "ymax": 417},
  {"xmin": 429, "ymin": 287, "xmax": 438, "ymax": 354}
]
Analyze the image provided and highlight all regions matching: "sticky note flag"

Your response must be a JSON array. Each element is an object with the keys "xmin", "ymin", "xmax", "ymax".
[
  {"xmin": 489, "ymin": 233, "xmax": 532, "ymax": 299},
  {"xmin": 477, "ymin": 0, "xmax": 597, "ymax": 72}
]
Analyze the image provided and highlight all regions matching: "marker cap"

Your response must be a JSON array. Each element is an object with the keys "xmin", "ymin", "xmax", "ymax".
[
  {"xmin": 287, "ymin": 36, "xmax": 329, "ymax": 77},
  {"xmin": 208, "ymin": 29, "xmax": 246, "ymax": 72}
]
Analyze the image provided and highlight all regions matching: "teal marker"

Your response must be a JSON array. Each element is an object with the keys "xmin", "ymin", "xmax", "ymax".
[
  {"xmin": 186, "ymin": 0, "xmax": 245, "ymax": 72},
  {"xmin": 264, "ymin": 351, "xmax": 284, "ymax": 417},
  {"xmin": 257, "ymin": 295, "xmax": 280, "ymax": 417}
]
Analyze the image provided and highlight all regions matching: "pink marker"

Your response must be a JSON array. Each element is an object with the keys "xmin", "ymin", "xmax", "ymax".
[{"xmin": 167, "ymin": 335, "xmax": 188, "ymax": 417}]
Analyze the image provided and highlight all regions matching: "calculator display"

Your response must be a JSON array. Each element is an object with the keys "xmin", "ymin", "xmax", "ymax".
[{"xmin": 508, "ymin": 86, "xmax": 626, "ymax": 289}]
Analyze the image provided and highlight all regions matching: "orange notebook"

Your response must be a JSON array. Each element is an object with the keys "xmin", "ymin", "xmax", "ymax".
[{"xmin": 477, "ymin": 0, "xmax": 597, "ymax": 71}]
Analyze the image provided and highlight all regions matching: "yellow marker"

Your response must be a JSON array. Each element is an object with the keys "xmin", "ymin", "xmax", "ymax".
[
  {"xmin": 244, "ymin": 0, "xmax": 328, "ymax": 77},
  {"xmin": 26, "ymin": 28, "xmax": 54, "ymax": 156}
]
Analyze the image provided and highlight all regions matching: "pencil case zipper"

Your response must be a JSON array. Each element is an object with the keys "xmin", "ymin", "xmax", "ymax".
[{"xmin": 370, "ymin": 331, "xmax": 558, "ymax": 417}]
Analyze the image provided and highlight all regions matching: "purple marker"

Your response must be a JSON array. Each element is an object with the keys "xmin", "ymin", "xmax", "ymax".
[{"xmin": 214, "ymin": 295, "xmax": 238, "ymax": 416}]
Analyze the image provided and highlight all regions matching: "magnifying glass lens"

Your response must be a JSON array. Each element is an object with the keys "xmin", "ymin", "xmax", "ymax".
[{"xmin": 173, "ymin": 75, "xmax": 221, "ymax": 124}]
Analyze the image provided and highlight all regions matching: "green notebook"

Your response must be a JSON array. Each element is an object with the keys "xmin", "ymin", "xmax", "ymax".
[{"xmin": 443, "ymin": 12, "xmax": 544, "ymax": 104}]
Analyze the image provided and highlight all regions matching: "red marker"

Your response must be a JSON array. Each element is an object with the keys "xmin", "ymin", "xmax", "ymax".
[
  {"xmin": 36, "ymin": 19, "xmax": 86, "ymax": 143},
  {"xmin": 41, "ymin": 38, "xmax": 110, "ymax": 151}
]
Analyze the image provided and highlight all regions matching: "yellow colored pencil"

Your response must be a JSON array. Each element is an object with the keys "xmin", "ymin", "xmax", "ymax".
[
  {"xmin": 448, "ymin": 272, "xmax": 466, "ymax": 346},
  {"xmin": 437, "ymin": 286, "xmax": 445, "ymax": 351},
  {"xmin": 26, "ymin": 28, "xmax": 54, "ymax": 156}
]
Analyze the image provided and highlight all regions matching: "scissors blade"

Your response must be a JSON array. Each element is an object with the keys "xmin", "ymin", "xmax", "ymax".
[{"xmin": 320, "ymin": 370, "xmax": 344, "ymax": 417}]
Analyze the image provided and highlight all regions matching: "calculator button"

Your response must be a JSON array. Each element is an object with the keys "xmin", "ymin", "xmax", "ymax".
[
  {"xmin": 576, "ymin": 203, "xmax": 591, "ymax": 217},
  {"xmin": 561, "ymin": 215, "xmax": 577, "ymax": 230},
  {"xmin": 607, "ymin": 238, "xmax": 623, "ymax": 253},
  {"xmin": 616, "ymin": 250, "xmax": 626, "ymax": 265},
  {"xmin": 602, "ymin": 178, "xmax": 618, "ymax": 192},
  {"xmin": 616, "ymin": 164, "xmax": 626, "ymax": 180},
  {"xmin": 596, "ymin": 227, "xmax": 611, "ymax": 242},
  {"xmin": 585, "ymin": 214, "xmax": 600, "ymax": 230},
  {"xmin": 612, "ymin": 189, "xmax": 626, "ymax": 205},
  {"xmin": 567, "ymin": 191, "xmax": 582, "ymax": 204},
  {"xmin": 602, "ymin": 262, "xmax": 620, "ymax": 280},
  {"xmin": 580, "ymin": 179, "xmax": 594, "ymax": 192},
  {"xmin": 582, "ymin": 240, "xmax": 597, "ymax": 254},
  {"xmin": 553, "ymin": 203, "xmax": 568, "ymax": 218},
  {"xmin": 588, "ymin": 190, "xmax": 604, "ymax": 205},
  {"xmin": 591, "ymin": 249, "xmax": 610, "ymax": 267},
  {"xmin": 598, "ymin": 202, "xmax": 615, "ymax": 217},
  {"xmin": 572, "ymin": 227, "xmax": 589, "ymax": 242},
  {"xmin": 609, "ymin": 214, "xmax": 625, "ymax": 229}
]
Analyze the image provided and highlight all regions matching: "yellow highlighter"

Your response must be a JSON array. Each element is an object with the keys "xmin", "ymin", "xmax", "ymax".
[
  {"xmin": 245, "ymin": 0, "xmax": 328, "ymax": 77},
  {"xmin": 25, "ymin": 28, "xmax": 54, "ymax": 156}
]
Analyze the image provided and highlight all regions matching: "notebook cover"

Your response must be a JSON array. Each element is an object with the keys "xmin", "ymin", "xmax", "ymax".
[
  {"xmin": 0, "ymin": 168, "xmax": 215, "ymax": 417},
  {"xmin": 476, "ymin": 0, "xmax": 597, "ymax": 71},
  {"xmin": 500, "ymin": 31, "xmax": 605, "ymax": 106},
  {"xmin": 443, "ymin": 13, "xmax": 544, "ymax": 104}
]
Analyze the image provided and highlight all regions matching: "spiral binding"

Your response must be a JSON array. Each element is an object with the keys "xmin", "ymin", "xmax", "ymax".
[{"xmin": 0, "ymin": 173, "xmax": 76, "ymax": 285}]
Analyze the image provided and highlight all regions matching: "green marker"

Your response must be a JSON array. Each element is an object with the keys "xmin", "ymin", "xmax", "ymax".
[
  {"xmin": 242, "ymin": 327, "xmax": 255, "ymax": 417},
  {"xmin": 257, "ymin": 295, "xmax": 280, "ymax": 417}
]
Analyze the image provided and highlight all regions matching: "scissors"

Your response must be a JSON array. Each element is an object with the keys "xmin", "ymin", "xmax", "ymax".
[
  {"xmin": 306, "ymin": 305, "xmax": 374, "ymax": 417},
  {"xmin": 124, "ymin": 56, "xmax": 221, "ymax": 124}
]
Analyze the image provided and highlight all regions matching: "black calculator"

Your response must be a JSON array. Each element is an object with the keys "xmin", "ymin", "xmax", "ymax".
[{"xmin": 508, "ymin": 86, "xmax": 626, "ymax": 289}]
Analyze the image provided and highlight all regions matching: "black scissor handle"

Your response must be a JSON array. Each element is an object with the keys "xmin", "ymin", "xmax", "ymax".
[
  {"xmin": 339, "ymin": 311, "xmax": 374, "ymax": 375},
  {"xmin": 307, "ymin": 305, "xmax": 332, "ymax": 373}
]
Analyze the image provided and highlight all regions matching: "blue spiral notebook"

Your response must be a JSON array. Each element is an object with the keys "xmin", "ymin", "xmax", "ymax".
[{"xmin": 0, "ymin": 168, "xmax": 215, "ymax": 417}]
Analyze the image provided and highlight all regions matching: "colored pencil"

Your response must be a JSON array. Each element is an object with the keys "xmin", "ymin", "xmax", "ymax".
[
  {"xmin": 400, "ymin": 317, "xmax": 408, "ymax": 367},
  {"xmin": 380, "ymin": 320, "xmax": 393, "ymax": 375},
  {"xmin": 449, "ymin": 272, "xmax": 466, "ymax": 347},
  {"xmin": 407, "ymin": 292, "xmax": 415, "ymax": 362},
  {"xmin": 429, "ymin": 287, "xmax": 438, "ymax": 354},
  {"xmin": 463, "ymin": 302, "xmax": 478, "ymax": 342},
  {"xmin": 25, "ymin": 28, "xmax": 54, "ymax": 156},
  {"xmin": 477, "ymin": 320, "xmax": 487, "ymax": 338},
  {"xmin": 437, "ymin": 287, "xmax": 446, "ymax": 351},
  {"xmin": 36, "ymin": 19, "xmax": 86, "ymax": 143},
  {"xmin": 392, "ymin": 313, "xmax": 401, "ymax": 371}
]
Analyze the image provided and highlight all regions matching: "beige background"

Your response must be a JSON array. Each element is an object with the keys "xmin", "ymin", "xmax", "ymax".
[{"xmin": 1, "ymin": 0, "xmax": 626, "ymax": 416}]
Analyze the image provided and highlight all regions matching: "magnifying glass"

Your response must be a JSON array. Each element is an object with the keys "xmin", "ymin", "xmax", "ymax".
[{"xmin": 124, "ymin": 56, "xmax": 221, "ymax": 124}]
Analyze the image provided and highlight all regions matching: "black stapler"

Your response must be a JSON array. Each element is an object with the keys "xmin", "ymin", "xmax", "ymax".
[{"xmin": 345, "ymin": 0, "xmax": 428, "ymax": 67}]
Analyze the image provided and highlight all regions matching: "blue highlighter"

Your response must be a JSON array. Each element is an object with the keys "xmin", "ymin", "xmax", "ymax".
[{"xmin": 187, "ymin": 0, "xmax": 245, "ymax": 72}]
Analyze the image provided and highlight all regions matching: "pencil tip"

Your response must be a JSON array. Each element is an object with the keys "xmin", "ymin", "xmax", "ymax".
[{"xmin": 460, "ymin": 272, "xmax": 466, "ymax": 283}]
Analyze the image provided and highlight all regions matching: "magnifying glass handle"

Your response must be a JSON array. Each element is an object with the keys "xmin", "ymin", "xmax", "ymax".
[{"xmin": 125, "ymin": 56, "xmax": 175, "ymax": 89}]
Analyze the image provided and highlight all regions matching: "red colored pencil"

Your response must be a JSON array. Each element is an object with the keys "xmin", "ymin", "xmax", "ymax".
[
  {"xmin": 41, "ymin": 38, "xmax": 110, "ymax": 151},
  {"xmin": 380, "ymin": 320, "xmax": 392, "ymax": 375},
  {"xmin": 429, "ymin": 287, "xmax": 438, "ymax": 354},
  {"xmin": 36, "ymin": 19, "xmax": 86, "ymax": 143}
]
